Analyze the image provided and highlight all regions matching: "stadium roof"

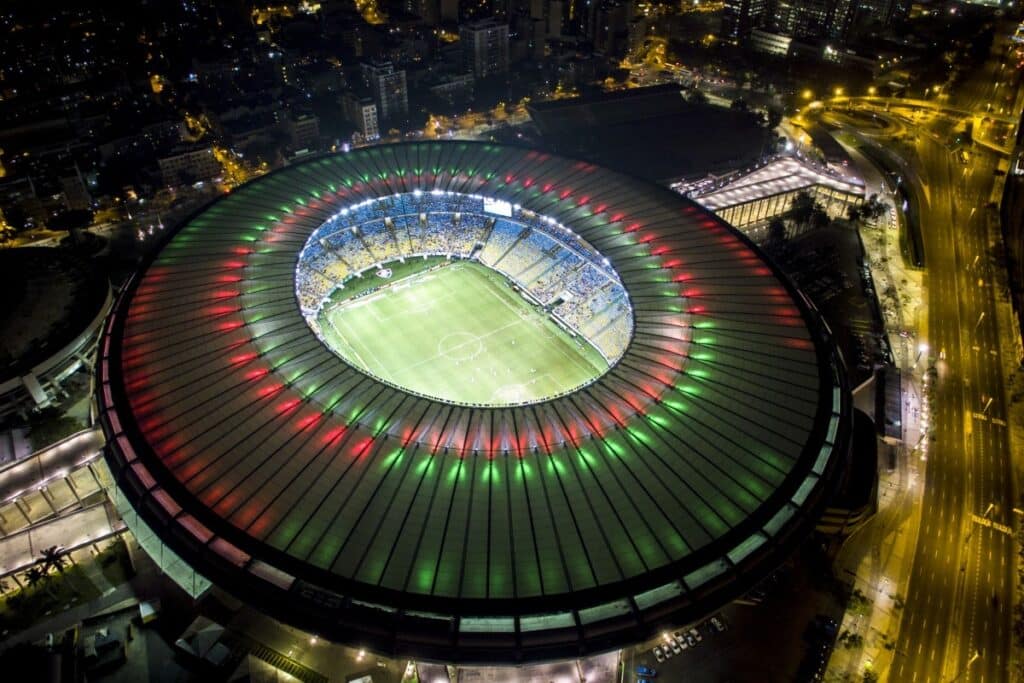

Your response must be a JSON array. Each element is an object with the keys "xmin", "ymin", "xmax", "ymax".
[
  {"xmin": 97, "ymin": 141, "xmax": 852, "ymax": 663},
  {"xmin": 693, "ymin": 157, "xmax": 864, "ymax": 211}
]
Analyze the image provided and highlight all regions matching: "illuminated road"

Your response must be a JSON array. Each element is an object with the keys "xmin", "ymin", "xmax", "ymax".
[{"xmin": 820, "ymin": 27, "xmax": 1019, "ymax": 683}]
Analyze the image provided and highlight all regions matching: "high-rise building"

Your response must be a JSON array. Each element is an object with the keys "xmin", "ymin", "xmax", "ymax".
[
  {"xmin": 771, "ymin": 0, "xmax": 853, "ymax": 41},
  {"xmin": 460, "ymin": 19, "xmax": 510, "ymax": 78},
  {"xmin": 721, "ymin": 0, "xmax": 770, "ymax": 42},
  {"xmin": 404, "ymin": 0, "xmax": 440, "ymax": 24},
  {"xmin": 440, "ymin": 0, "xmax": 459, "ymax": 22},
  {"xmin": 360, "ymin": 60, "xmax": 409, "ymax": 122},
  {"xmin": 826, "ymin": 0, "xmax": 856, "ymax": 40},
  {"xmin": 586, "ymin": 0, "xmax": 632, "ymax": 57},
  {"xmin": 158, "ymin": 145, "xmax": 222, "ymax": 187},
  {"xmin": 852, "ymin": 0, "xmax": 908, "ymax": 29},
  {"xmin": 547, "ymin": 0, "xmax": 564, "ymax": 37},
  {"xmin": 342, "ymin": 92, "xmax": 380, "ymax": 139}
]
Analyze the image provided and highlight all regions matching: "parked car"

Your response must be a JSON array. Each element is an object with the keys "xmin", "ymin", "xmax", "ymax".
[
  {"xmin": 710, "ymin": 615, "xmax": 728, "ymax": 632},
  {"xmin": 653, "ymin": 645, "xmax": 665, "ymax": 663},
  {"xmin": 637, "ymin": 665, "xmax": 657, "ymax": 677}
]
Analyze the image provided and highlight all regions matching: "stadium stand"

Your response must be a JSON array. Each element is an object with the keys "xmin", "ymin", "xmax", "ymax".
[{"xmin": 296, "ymin": 192, "xmax": 633, "ymax": 360}]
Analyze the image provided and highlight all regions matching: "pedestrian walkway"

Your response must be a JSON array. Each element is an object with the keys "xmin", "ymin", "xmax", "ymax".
[
  {"xmin": 824, "ymin": 135, "xmax": 933, "ymax": 682},
  {"xmin": 0, "ymin": 577, "xmax": 143, "ymax": 651}
]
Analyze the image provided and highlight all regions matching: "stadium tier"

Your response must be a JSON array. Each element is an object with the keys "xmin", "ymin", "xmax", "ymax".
[
  {"xmin": 96, "ymin": 141, "xmax": 852, "ymax": 663},
  {"xmin": 296, "ymin": 191, "xmax": 632, "ymax": 364}
]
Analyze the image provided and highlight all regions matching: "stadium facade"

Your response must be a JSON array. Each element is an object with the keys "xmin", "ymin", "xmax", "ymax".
[
  {"xmin": 1, "ymin": 248, "xmax": 112, "ymax": 421},
  {"xmin": 96, "ymin": 141, "xmax": 853, "ymax": 663}
]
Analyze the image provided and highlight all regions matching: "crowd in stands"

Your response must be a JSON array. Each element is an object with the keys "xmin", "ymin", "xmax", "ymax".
[{"xmin": 296, "ymin": 192, "xmax": 633, "ymax": 360}]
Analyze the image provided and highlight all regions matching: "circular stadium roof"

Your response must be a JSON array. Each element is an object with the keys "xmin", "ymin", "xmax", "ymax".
[{"xmin": 97, "ymin": 141, "xmax": 851, "ymax": 663}]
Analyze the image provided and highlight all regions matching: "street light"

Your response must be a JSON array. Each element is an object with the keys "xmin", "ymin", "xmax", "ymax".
[
  {"xmin": 868, "ymin": 86, "xmax": 877, "ymax": 96},
  {"xmin": 834, "ymin": 87, "xmax": 844, "ymax": 97},
  {"xmin": 802, "ymin": 89, "xmax": 813, "ymax": 100}
]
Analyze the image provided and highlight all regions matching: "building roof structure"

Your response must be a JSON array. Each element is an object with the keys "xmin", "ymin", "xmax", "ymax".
[
  {"xmin": 97, "ymin": 141, "xmax": 852, "ymax": 663},
  {"xmin": 692, "ymin": 157, "xmax": 864, "ymax": 211}
]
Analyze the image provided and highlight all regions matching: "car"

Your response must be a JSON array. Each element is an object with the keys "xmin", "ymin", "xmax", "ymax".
[
  {"xmin": 653, "ymin": 646, "xmax": 665, "ymax": 662},
  {"xmin": 689, "ymin": 627, "xmax": 703, "ymax": 642},
  {"xmin": 710, "ymin": 615, "xmax": 728, "ymax": 632},
  {"xmin": 668, "ymin": 639, "xmax": 682, "ymax": 655},
  {"xmin": 672, "ymin": 631, "xmax": 689, "ymax": 649},
  {"xmin": 684, "ymin": 632, "xmax": 697, "ymax": 647},
  {"xmin": 637, "ymin": 665, "xmax": 657, "ymax": 677}
]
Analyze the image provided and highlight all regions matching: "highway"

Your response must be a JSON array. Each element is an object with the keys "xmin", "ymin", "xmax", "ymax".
[{"xmin": 818, "ymin": 27, "xmax": 1020, "ymax": 683}]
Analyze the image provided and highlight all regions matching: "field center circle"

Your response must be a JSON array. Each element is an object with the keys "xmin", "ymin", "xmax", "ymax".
[{"xmin": 439, "ymin": 331, "xmax": 484, "ymax": 361}]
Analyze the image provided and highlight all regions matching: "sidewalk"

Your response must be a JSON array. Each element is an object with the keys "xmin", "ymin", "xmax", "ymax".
[
  {"xmin": 824, "ymin": 135, "xmax": 932, "ymax": 682},
  {"xmin": 0, "ymin": 577, "xmax": 145, "ymax": 651},
  {"xmin": 0, "ymin": 536, "xmax": 160, "ymax": 651}
]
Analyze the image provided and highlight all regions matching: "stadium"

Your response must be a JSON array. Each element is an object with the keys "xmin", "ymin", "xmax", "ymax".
[{"xmin": 96, "ymin": 141, "xmax": 852, "ymax": 663}]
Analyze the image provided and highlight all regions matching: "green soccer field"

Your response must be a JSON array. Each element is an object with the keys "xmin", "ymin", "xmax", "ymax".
[{"xmin": 316, "ymin": 261, "xmax": 607, "ymax": 405}]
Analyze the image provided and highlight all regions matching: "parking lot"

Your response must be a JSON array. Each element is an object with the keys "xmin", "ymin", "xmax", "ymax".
[{"xmin": 621, "ymin": 548, "xmax": 846, "ymax": 683}]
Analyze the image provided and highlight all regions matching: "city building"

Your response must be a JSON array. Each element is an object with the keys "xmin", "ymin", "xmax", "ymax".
[
  {"xmin": 688, "ymin": 157, "xmax": 865, "ymax": 230},
  {"xmin": 852, "ymin": 0, "xmax": 908, "ymax": 28},
  {"xmin": 58, "ymin": 164, "xmax": 92, "ymax": 211},
  {"xmin": 288, "ymin": 113, "xmax": 321, "ymax": 151},
  {"xmin": 440, "ymin": 0, "xmax": 460, "ymax": 23},
  {"xmin": 460, "ymin": 18, "xmax": 510, "ymax": 78},
  {"xmin": 586, "ymin": 0, "xmax": 632, "ymax": 57},
  {"xmin": 770, "ymin": 0, "xmax": 855, "ymax": 41},
  {"xmin": 360, "ymin": 60, "xmax": 409, "ymax": 123},
  {"xmin": 750, "ymin": 28, "xmax": 793, "ymax": 56},
  {"xmin": 157, "ymin": 145, "xmax": 221, "ymax": 187},
  {"xmin": 341, "ymin": 91, "xmax": 380, "ymax": 140},
  {"xmin": 721, "ymin": 0, "xmax": 770, "ymax": 42}
]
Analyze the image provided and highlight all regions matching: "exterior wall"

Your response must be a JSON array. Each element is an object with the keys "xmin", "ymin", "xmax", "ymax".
[
  {"xmin": 0, "ymin": 284, "xmax": 112, "ymax": 421},
  {"xmin": 158, "ymin": 147, "xmax": 221, "ymax": 187},
  {"xmin": 342, "ymin": 93, "xmax": 380, "ymax": 139},
  {"xmin": 460, "ymin": 20, "xmax": 511, "ymax": 78},
  {"xmin": 105, "ymin": 481, "xmax": 212, "ymax": 599},
  {"xmin": 714, "ymin": 184, "xmax": 862, "ymax": 230}
]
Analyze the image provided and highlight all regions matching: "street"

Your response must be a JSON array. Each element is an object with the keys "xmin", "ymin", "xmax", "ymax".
[{"xmin": 817, "ymin": 27, "xmax": 1020, "ymax": 683}]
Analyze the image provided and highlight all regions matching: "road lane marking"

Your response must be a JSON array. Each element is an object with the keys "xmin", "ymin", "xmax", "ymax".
[{"xmin": 969, "ymin": 513, "xmax": 1012, "ymax": 535}]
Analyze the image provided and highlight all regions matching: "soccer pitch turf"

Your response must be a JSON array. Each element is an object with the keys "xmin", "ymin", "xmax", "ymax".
[{"xmin": 317, "ymin": 261, "xmax": 608, "ymax": 405}]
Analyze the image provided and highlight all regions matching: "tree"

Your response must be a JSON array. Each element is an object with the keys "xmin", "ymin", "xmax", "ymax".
[
  {"xmin": 862, "ymin": 194, "xmax": 888, "ymax": 221},
  {"xmin": 765, "ymin": 107, "xmax": 783, "ymax": 130},
  {"xmin": 789, "ymin": 191, "xmax": 818, "ymax": 227},
  {"xmin": 765, "ymin": 217, "xmax": 788, "ymax": 254},
  {"xmin": 687, "ymin": 89, "xmax": 708, "ymax": 105},
  {"xmin": 730, "ymin": 97, "xmax": 750, "ymax": 112},
  {"xmin": 846, "ymin": 204, "xmax": 862, "ymax": 222},
  {"xmin": 40, "ymin": 545, "xmax": 77, "ymax": 596},
  {"xmin": 39, "ymin": 546, "xmax": 68, "ymax": 575},
  {"xmin": 23, "ymin": 566, "xmax": 55, "ymax": 600},
  {"xmin": 28, "ymin": 413, "xmax": 85, "ymax": 452},
  {"xmin": 3, "ymin": 205, "xmax": 31, "ymax": 233},
  {"xmin": 810, "ymin": 207, "xmax": 830, "ymax": 230},
  {"xmin": 47, "ymin": 209, "xmax": 94, "ymax": 246}
]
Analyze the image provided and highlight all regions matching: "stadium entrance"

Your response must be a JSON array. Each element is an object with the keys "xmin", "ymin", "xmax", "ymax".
[{"xmin": 295, "ymin": 191, "xmax": 633, "ymax": 406}]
